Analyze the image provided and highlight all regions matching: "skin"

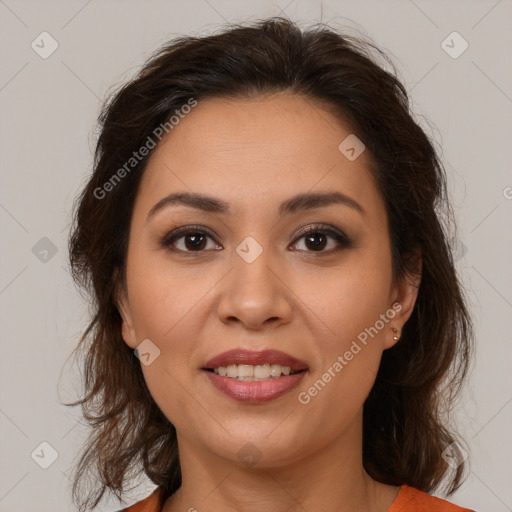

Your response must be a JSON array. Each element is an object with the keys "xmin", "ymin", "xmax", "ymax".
[{"xmin": 116, "ymin": 92, "xmax": 421, "ymax": 512}]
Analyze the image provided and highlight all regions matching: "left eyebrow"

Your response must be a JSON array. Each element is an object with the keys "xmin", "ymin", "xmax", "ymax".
[
  {"xmin": 278, "ymin": 191, "xmax": 364, "ymax": 217},
  {"xmin": 146, "ymin": 190, "xmax": 364, "ymax": 221}
]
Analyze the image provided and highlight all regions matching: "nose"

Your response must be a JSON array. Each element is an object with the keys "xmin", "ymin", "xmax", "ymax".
[{"xmin": 216, "ymin": 243, "xmax": 294, "ymax": 330}]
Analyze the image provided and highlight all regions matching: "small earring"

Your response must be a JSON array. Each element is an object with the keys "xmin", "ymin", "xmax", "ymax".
[{"xmin": 392, "ymin": 327, "xmax": 400, "ymax": 341}]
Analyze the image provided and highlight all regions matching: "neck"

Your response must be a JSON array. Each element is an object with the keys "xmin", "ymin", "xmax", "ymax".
[{"xmin": 163, "ymin": 414, "xmax": 399, "ymax": 512}]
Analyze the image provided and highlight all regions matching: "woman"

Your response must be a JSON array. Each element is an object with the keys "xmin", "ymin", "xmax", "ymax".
[{"xmin": 67, "ymin": 17, "xmax": 475, "ymax": 512}]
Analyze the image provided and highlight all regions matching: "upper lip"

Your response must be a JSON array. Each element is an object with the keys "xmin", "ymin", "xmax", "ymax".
[{"xmin": 203, "ymin": 349, "xmax": 308, "ymax": 372}]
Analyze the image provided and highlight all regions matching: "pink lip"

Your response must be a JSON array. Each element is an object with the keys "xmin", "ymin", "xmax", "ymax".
[
  {"xmin": 203, "ymin": 349, "xmax": 308, "ymax": 372},
  {"xmin": 203, "ymin": 371, "xmax": 307, "ymax": 403},
  {"xmin": 202, "ymin": 349, "xmax": 309, "ymax": 404}
]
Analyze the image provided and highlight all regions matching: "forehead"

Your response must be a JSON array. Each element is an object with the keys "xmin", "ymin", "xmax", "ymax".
[{"xmin": 136, "ymin": 93, "xmax": 383, "ymax": 218}]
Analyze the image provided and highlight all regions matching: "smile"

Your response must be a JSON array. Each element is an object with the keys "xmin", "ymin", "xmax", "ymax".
[{"xmin": 208, "ymin": 363, "xmax": 300, "ymax": 380}]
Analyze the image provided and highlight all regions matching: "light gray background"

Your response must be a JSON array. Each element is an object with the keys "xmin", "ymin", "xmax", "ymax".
[{"xmin": 1, "ymin": 0, "xmax": 511, "ymax": 510}]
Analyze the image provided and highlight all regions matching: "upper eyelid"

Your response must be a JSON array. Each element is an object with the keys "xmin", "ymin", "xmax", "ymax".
[{"xmin": 164, "ymin": 223, "xmax": 343, "ymax": 238}]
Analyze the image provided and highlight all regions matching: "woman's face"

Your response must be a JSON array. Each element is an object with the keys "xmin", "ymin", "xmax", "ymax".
[{"xmin": 117, "ymin": 93, "xmax": 418, "ymax": 467}]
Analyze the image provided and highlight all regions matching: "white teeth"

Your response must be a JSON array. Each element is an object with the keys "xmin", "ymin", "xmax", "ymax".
[
  {"xmin": 238, "ymin": 364, "xmax": 254, "ymax": 378},
  {"xmin": 270, "ymin": 364, "xmax": 282, "ymax": 377},
  {"xmin": 226, "ymin": 365, "xmax": 238, "ymax": 378},
  {"xmin": 211, "ymin": 363, "xmax": 295, "ymax": 380},
  {"xmin": 254, "ymin": 364, "xmax": 270, "ymax": 379}
]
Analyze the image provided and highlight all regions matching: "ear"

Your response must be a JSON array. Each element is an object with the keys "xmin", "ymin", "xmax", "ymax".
[
  {"xmin": 384, "ymin": 251, "xmax": 422, "ymax": 349},
  {"xmin": 114, "ymin": 272, "xmax": 138, "ymax": 349}
]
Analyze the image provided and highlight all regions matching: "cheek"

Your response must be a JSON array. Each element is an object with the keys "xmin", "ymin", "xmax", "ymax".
[
  {"xmin": 294, "ymin": 271, "xmax": 391, "ymax": 427},
  {"xmin": 291, "ymin": 250, "xmax": 392, "ymax": 407},
  {"xmin": 293, "ymin": 255, "xmax": 392, "ymax": 345},
  {"xmin": 141, "ymin": 364, "xmax": 207, "ymax": 436},
  {"xmin": 129, "ymin": 280, "xmax": 205, "ymax": 427},
  {"xmin": 125, "ymin": 248, "xmax": 214, "ymax": 339}
]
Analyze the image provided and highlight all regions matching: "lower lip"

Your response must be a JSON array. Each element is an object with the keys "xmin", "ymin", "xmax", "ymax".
[{"xmin": 203, "ymin": 370, "xmax": 307, "ymax": 403}]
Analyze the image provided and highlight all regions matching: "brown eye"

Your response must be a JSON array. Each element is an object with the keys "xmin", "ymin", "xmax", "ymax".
[
  {"xmin": 291, "ymin": 224, "xmax": 351, "ymax": 253},
  {"xmin": 161, "ymin": 223, "xmax": 351, "ymax": 256},
  {"xmin": 161, "ymin": 226, "xmax": 222, "ymax": 254}
]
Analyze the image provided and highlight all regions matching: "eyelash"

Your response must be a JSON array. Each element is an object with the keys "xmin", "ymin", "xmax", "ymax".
[{"xmin": 160, "ymin": 223, "xmax": 352, "ymax": 257}]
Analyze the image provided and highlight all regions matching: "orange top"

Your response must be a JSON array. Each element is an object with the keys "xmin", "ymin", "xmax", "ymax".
[{"xmin": 119, "ymin": 484, "xmax": 475, "ymax": 511}]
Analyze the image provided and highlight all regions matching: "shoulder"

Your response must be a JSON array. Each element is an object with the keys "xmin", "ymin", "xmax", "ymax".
[
  {"xmin": 388, "ymin": 485, "xmax": 476, "ymax": 512},
  {"xmin": 115, "ymin": 486, "xmax": 164, "ymax": 512}
]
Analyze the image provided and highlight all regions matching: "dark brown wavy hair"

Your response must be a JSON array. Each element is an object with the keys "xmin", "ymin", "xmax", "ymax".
[{"xmin": 65, "ymin": 16, "xmax": 473, "ymax": 511}]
